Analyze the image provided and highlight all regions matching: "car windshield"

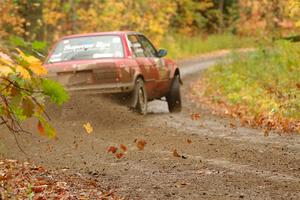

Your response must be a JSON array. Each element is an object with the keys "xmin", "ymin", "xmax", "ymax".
[{"xmin": 48, "ymin": 35, "xmax": 124, "ymax": 63}]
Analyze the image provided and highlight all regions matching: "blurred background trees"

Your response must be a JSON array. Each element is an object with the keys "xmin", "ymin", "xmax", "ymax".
[{"xmin": 0, "ymin": 0, "xmax": 299, "ymax": 45}]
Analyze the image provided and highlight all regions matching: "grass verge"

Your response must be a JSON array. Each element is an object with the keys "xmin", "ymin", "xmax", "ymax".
[
  {"xmin": 191, "ymin": 41, "xmax": 300, "ymax": 134},
  {"xmin": 161, "ymin": 33, "xmax": 257, "ymax": 59}
]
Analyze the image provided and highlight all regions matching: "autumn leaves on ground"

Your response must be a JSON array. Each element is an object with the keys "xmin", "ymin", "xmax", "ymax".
[
  {"xmin": 1, "ymin": 0, "xmax": 300, "ymax": 199},
  {"xmin": 0, "ymin": 159, "xmax": 120, "ymax": 199}
]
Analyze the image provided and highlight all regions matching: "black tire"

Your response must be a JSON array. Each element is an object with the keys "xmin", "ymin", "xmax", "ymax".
[
  {"xmin": 131, "ymin": 78, "xmax": 148, "ymax": 115},
  {"xmin": 166, "ymin": 75, "xmax": 182, "ymax": 113}
]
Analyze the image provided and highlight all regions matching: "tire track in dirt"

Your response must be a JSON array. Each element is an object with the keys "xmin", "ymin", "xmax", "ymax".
[
  {"xmin": 1, "ymin": 52, "xmax": 300, "ymax": 199},
  {"xmin": 155, "ymin": 150, "xmax": 300, "ymax": 183}
]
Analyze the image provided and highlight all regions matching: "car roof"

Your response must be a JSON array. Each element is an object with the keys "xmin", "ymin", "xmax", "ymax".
[{"xmin": 61, "ymin": 31, "xmax": 141, "ymax": 39}]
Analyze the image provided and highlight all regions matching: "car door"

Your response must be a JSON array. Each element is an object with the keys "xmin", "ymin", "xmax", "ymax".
[
  {"xmin": 127, "ymin": 34, "xmax": 157, "ymax": 98},
  {"xmin": 137, "ymin": 34, "xmax": 170, "ymax": 97}
]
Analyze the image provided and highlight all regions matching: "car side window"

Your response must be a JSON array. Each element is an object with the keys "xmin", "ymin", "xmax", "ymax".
[
  {"xmin": 127, "ymin": 34, "xmax": 146, "ymax": 58},
  {"xmin": 137, "ymin": 35, "xmax": 158, "ymax": 58}
]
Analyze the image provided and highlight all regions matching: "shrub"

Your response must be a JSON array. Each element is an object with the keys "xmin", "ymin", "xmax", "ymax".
[{"xmin": 195, "ymin": 41, "xmax": 300, "ymax": 133}]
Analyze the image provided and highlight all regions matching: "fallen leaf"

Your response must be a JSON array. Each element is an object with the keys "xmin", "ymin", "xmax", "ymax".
[
  {"xmin": 115, "ymin": 153, "xmax": 124, "ymax": 159},
  {"xmin": 181, "ymin": 155, "xmax": 188, "ymax": 159},
  {"xmin": 173, "ymin": 149, "xmax": 181, "ymax": 157},
  {"xmin": 83, "ymin": 122, "xmax": 93, "ymax": 134},
  {"xmin": 120, "ymin": 144, "xmax": 127, "ymax": 152},
  {"xmin": 196, "ymin": 170, "xmax": 204, "ymax": 175},
  {"xmin": 187, "ymin": 139, "xmax": 192, "ymax": 144},
  {"xmin": 191, "ymin": 113, "xmax": 201, "ymax": 120},
  {"xmin": 47, "ymin": 144, "xmax": 53, "ymax": 152},
  {"xmin": 229, "ymin": 123, "xmax": 236, "ymax": 128},
  {"xmin": 73, "ymin": 141, "xmax": 78, "ymax": 149},
  {"xmin": 31, "ymin": 185, "xmax": 47, "ymax": 193},
  {"xmin": 0, "ymin": 172, "xmax": 12, "ymax": 181},
  {"xmin": 264, "ymin": 129, "xmax": 269, "ymax": 137},
  {"xmin": 107, "ymin": 146, "xmax": 117, "ymax": 154},
  {"xmin": 136, "ymin": 140, "xmax": 146, "ymax": 150},
  {"xmin": 37, "ymin": 121, "xmax": 45, "ymax": 135},
  {"xmin": 181, "ymin": 182, "xmax": 188, "ymax": 185}
]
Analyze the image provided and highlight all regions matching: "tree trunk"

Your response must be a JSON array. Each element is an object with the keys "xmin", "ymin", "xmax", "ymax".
[
  {"xmin": 70, "ymin": 0, "xmax": 77, "ymax": 33},
  {"xmin": 219, "ymin": 0, "xmax": 224, "ymax": 33}
]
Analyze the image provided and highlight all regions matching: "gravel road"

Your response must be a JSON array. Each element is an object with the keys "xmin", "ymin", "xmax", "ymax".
[{"xmin": 1, "ymin": 55, "xmax": 300, "ymax": 200}]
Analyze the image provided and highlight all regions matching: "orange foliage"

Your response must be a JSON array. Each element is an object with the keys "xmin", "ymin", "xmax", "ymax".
[
  {"xmin": 0, "ymin": 1, "xmax": 25, "ymax": 38},
  {"xmin": 237, "ymin": 0, "xmax": 299, "ymax": 37}
]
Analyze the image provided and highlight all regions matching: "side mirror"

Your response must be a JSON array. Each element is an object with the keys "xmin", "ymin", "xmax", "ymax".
[{"xmin": 158, "ymin": 49, "xmax": 167, "ymax": 58}]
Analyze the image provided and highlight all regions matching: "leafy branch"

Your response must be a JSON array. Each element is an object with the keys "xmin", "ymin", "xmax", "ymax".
[{"xmin": 0, "ymin": 45, "xmax": 69, "ymax": 152}]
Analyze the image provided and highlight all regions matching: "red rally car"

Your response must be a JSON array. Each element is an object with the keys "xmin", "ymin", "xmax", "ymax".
[{"xmin": 44, "ymin": 31, "xmax": 182, "ymax": 114}]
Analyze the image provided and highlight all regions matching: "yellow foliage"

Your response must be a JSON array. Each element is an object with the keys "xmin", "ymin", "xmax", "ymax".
[
  {"xmin": 0, "ymin": 51, "xmax": 31, "ymax": 79},
  {"xmin": 0, "ymin": 53, "xmax": 14, "ymax": 76},
  {"xmin": 16, "ymin": 49, "xmax": 47, "ymax": 76},
  {"xmin": 286, "ymin": 0, "xmax": 300, "ymax": 27},
  {"xmin": 2, "ymin": 0, "xmax": 300, "ymax": 45},
  {"xmin": 0, "ymin": 49, "xmax": 47, "ymax": 79},
  {"xmin": 77, "ymin": 0, "xmax": 176, "ymax": 44},
  {"xmin": 42, "ymin": 0, "xmax": 69, "ymax": 42},
  {"xmin": 16, "ymin": 65, "xmax": 31, "ymax": 79},
  {"xmin": 0, "ymin": 1, "xmax": 25, "ymax": 38},
  {"xmin": 0, "ymin": 65, "xmax": 13, "ymax": 77},
  {"xmin": 238, "ymin": 0, "xmax": 300, "ymax": 36},
  {"xmin": 0, "ymin": 57, "xmax": 13, "ymax": 67}
]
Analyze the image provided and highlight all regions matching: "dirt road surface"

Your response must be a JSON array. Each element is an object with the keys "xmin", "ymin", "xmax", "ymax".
[{"xmin": 1, "ymin": 55, "xmax": 300, "ymax": 200}]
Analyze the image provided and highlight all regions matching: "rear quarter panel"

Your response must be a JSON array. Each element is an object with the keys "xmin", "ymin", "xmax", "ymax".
[{"xmin": 153, "ymin": 58, "xmax": 179, "ymax": 98}]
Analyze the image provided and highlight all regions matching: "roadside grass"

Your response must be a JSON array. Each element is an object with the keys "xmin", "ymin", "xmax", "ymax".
[
  {"xmin": 161, "ymin": 33, "xmax": 257, "ymax": 59},
  {"xmin": 191, "ymin": 41, "xmax": 300, "ymax": 134}
]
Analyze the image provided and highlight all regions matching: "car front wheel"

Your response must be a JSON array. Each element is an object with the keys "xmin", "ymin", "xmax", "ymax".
[{"xmin": 166, "ymin": 75, "xmax": 182, "ymax": 113}]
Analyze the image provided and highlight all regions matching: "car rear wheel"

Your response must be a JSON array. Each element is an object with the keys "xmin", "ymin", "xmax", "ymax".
[
  {"xmin": 166, "ymin": 75, "xmax": 182, "ymax": 113},
  {"xmin": 131, "ymin": 78, "xmax": 147, "ymax": 115}
]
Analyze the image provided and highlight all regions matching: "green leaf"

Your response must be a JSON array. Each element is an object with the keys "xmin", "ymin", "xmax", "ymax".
[
  {"xmin": 41, "ymin": 79, "xmax": 69, "ymax": 105},
  {"xmin": 32, "ymin": 41, "xmax": 47, "ymax": 51},
  {"xmin": 11, "ymin": 106, "xmax": 26, "ymax": 121},
  {"xmin": 9, "ymin": 36, "xmax": 27, "ymax": 48},
  {"xmin": 22, "ymin": 98, "xmax": 35, "ymax": 118},
  {"xmin": 11, "ymin": 95, "xmax": 22, "ymax": 108},
  {"xmin": 45, "ymin": 123, "xmax": 56, "ymax": 138}
]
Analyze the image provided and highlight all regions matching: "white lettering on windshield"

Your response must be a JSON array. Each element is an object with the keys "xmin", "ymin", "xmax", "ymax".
[{"xmin": 63, "ymin": 42, "xmax": 111, "ymax": 53}]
